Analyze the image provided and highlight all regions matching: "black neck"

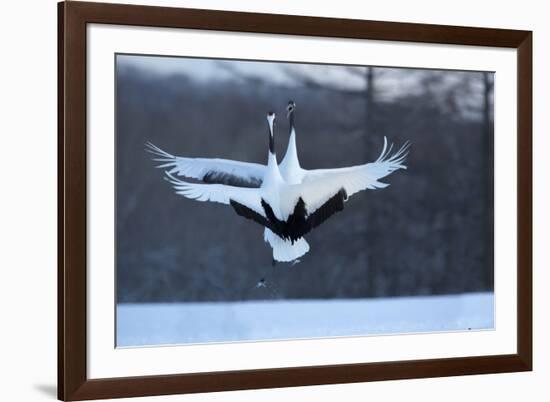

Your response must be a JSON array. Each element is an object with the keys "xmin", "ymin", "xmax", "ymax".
[
  {"xmin": 268, "ymin": 120, "xmax": 275, "ymax": 154},
  {"xmin": 288, "ymin": 111, "xmax": 295, "ymax": 134}
]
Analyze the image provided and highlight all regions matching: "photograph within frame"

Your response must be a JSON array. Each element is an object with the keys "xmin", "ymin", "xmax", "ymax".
[
  {"xmin": 59, "ymin": 2, "xmax": 532, "ymax": 400},
  {"xmin": 115, "ymin": 53, "xmax": 494, "ymax": 348}
]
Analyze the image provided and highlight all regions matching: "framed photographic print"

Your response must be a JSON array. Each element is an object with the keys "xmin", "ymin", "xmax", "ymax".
[{"xmin": 58, "ymin": 1, "xmax": 532, "ymax": 400}]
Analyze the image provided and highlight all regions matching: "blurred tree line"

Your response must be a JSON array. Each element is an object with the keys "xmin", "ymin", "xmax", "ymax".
[{"xmin": 116, "ymin": 60, "xmax": 494, "ymax": 303}]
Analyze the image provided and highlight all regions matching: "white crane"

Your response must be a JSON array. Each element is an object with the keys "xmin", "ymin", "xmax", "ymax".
[
  {"xmin": 160, "ymin": 111, "xmax": 409, "ymax": 262},
  {"xmin": 165, "ymin": 112, "xmax": 310, "ymax": 262}
]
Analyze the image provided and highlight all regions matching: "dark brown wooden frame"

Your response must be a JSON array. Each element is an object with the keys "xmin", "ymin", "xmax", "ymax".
[{"xmin": 58, "ymin": 1, "xmax": 532, "ymax": 400}]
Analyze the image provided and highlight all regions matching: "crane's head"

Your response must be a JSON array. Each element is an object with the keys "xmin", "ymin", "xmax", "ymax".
[
  {"xmin": 286, "ymin": 100, "xmax": 296, "ymax": 118},
  {"xmin": 267, "ymin": 111, "xmax": 275, "ymax": 128}
]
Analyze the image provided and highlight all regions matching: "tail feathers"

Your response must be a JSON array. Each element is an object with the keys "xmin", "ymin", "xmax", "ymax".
[{"xmin": 264, "ymin": 229, "xmax": 310, "ymax": 262}]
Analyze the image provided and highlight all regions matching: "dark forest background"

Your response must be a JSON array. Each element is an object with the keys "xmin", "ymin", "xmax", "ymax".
[{"xmin": 116, "ymin": 55, "xmax": 494, "ymax": 303}]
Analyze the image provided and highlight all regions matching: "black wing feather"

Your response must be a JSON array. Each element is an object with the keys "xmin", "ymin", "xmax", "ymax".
[
  {"xmin": 231, "ymin": 189, "xmax": 347, "ymax": 244},
  {"xmin": 285, "ymin": 189, "xmax": 347, "ymax": 242},
  {"xmin": 230, "ymin": 199, "xmax": 279, "ymax": 235},
  {"xmin": 204, "ymin": 172, "xmax": 262, "ymax": 188},
  {"xmin": 307, "ymin": 189, "xmax": 347, "ymax": 231}
]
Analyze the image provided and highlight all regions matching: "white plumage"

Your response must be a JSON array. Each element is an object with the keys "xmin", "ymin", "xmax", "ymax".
[
  {"xmin": 164, "ymin": 112, "xmax": 311, "ymax": 262},
  {"xmin": 147, "ymin": 101, "xmax": 409, "ymax": 191},
  {"xmin": 166, "ymin": 138, "xmax": 407, "ymax": 219},
  {"xmin": 264, "ymin": 229, "xmax": 310, "ymax": 262},
  {"xmin": 149, "ymin": 104, "xmax": 409, "ymax": 262},
  {"xmin": 146, "ymin": 142, "xmax": 264, "ymax": 187}
]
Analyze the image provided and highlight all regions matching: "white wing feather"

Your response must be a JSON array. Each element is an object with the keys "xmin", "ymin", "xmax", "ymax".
[
  {"xmin": 147, "ymin": 142, "xmax": 266, "ymax": 186},
  {"xmin": 164, "ymin": 172, "xmax": 265, "ymax": 217},
  {"xmin": 288, "ymin": 137, "xmax": 409, "ymax": 214}
]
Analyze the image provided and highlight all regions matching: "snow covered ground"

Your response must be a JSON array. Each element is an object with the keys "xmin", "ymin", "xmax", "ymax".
[{"xmin": 116, "ymin": 292, "xmax": 494, "ymax": 347}]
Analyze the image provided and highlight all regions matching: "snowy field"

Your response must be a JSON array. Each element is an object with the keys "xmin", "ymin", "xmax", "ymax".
[{"xmin": 116, "ymin": 292, "xmax": 494, "ymax": 347}]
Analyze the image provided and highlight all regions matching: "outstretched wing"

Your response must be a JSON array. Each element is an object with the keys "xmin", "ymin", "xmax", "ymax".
[
  {"xmin": 275, "ymin": 138, "xmax": 409, "ymax": 241},
  {"xmin": 302, "ymin": 137, "xmax": 410, "ymax": 198},
  {"xmin": 164, "ymin": 172, "xmax": 280, "ymax": 234},
  {"xmin": 147, "ymin": 142, "xmax": 265, "ymax": 187}
]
